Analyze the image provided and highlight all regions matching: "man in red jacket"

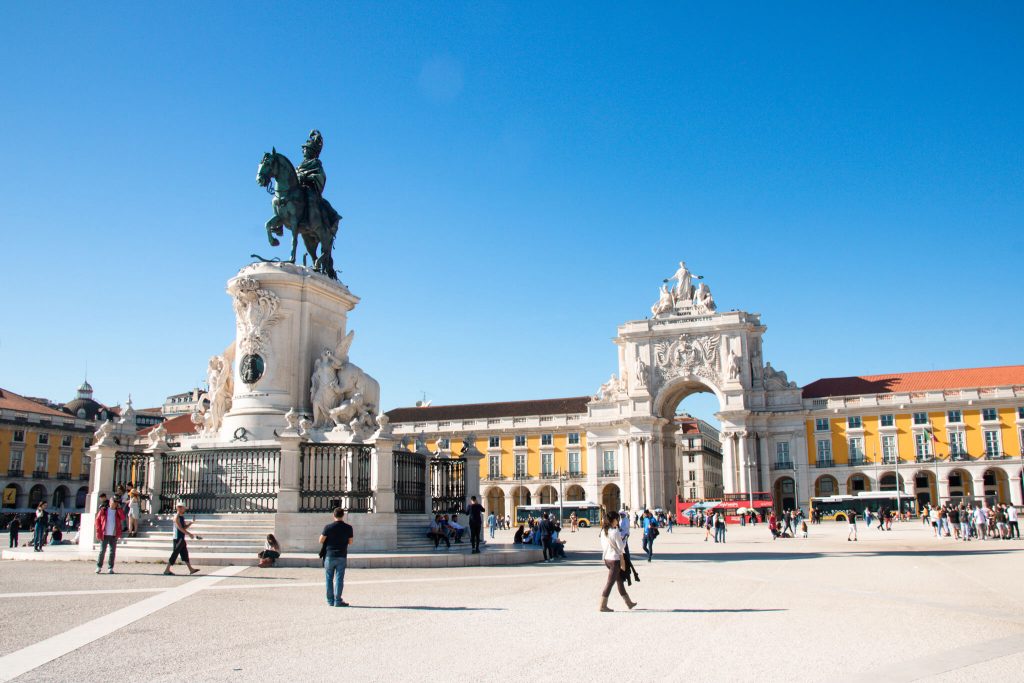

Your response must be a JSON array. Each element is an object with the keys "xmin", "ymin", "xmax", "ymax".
[{"xmin": 95, "ymin": 496, "xmax": 127, "ymax": 574}]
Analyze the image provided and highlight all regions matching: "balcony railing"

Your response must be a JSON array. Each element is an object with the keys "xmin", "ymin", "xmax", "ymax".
[
  {"xmin": 483, "ymin": 474, "xmax": 507, "ymax": 481},
  {"xmin": 56, "ymin": 471, "xmax": 71, "ymax": 480},
  {"xmin": 950, "ymin": 453, "xmax": 971, "ymax": 462},
  {"xmin": 599, "ymin": 470, "xmax": 619, "ymax": 477},
  {"xmin": 7, "ymin": 468, "xmax": 23, "ymax": 477},
  {"xmin": 32, "ymin": 470, "xmax": 49, "ymax": 479},
  {"xmin": 881, "ymin": 456, "xmax": 898, "ymax": 465},
  {"xmin": 513, "ymin": 473, "xmax": 532, "ymax": 481},
  {"xmin": 566, "ymin": 471, "xmax": 585, "ymax": 479},
  {"xmin": 985, "ymin": 452, "xmax": 1009, "ymax": 461},
  {"xmin": 771, "ymin": 461, "xmax": 794, "ymax": 471},
  {"xmin": 79, "ymin": 473, "xmax": 90, "ymax": 480},
  {"xmin": 915, "ymin": 455, "xmax": 935, "ymax": 463},
  {"xmin": 815, "ymin": 459, "xmax": 834, "ymax": 468},
  {"xmin": 848, "ymin": 457, "xmax": 867, "ymax": 466}
]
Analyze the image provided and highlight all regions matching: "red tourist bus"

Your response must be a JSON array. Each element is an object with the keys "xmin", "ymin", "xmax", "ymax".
[{"xmin": 677, "ymin": 493, "xmax": 774, "ymax": 525}]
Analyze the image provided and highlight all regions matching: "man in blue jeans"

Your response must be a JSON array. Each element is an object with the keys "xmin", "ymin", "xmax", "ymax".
[{"xmin": 319, "ymin": 507, "xmax": 354, "ymax": 607}]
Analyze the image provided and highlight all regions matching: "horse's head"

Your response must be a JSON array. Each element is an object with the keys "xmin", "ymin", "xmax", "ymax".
[{"xmin": 257, "ymin": 148, "xmax": 277, "ymax": 188}]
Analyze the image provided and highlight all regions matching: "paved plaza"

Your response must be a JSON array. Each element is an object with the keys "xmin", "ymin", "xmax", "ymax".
[{"xmin": 2, "ymin": 522, "xmax": 1024, "ymax": 682}]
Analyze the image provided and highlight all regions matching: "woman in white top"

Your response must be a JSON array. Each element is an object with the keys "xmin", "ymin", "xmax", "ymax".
[
  {"xmin": 127, "ymin": 491, "xmax": 142, "ymax": 537},
  {"xmin": 598, "ymin": 511, "xmax": 637, "ymax": 612}
]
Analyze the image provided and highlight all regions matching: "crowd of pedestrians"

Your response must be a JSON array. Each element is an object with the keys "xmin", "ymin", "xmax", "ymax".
[{"xmin": 924, "ymin": 502, "xmax": 1020, "ymax": 541}]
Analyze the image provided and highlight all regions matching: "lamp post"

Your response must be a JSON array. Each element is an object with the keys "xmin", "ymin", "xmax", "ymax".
[{"xmin": 557, "ymin": 467, "xmax": 564, "ymax": 527}]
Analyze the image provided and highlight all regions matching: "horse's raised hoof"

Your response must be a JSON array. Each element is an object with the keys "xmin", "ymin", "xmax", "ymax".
[
  {"xmin": 269, "ymin": 238, "xmax": 280, "ymax": 247},
  {"xmin": 271, "ymin": 227, "xmax": 283, "ymax": 237}
]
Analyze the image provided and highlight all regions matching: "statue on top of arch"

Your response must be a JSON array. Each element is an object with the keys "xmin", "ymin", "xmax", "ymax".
[{"xmin": 650, "ymin": 260, "xmax": 717, "ymax": 318}]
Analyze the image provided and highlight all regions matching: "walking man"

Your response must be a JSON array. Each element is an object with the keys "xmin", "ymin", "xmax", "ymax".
[
  {"xmin": 540, "ymin": 512, "xmax": 554, "ymax": 562},
  {"xmin": 163, "ymin": 503, "xmax": 200, "ymax": 576},
  {"xmin": 7, "ymin": 515, "xmax": 20, "ymax": 548},
  {"xmin": 847, "ymin": 508, "xmax": 858, "ymax": 541},
  {"xmin": 487, "ymin": 511, "xmax": 497, "ymax": 539},
  {"xmin": 641, "ymin": 509, "xmax": 658, "ymax": 561},
  {"xmin": 320, "ymin": 507, "xmax": 354, "ymax": 607},
  {"xmin": 1008, "ymin": 504, "xmax": 1020, "ymax": 539},
  {"xmin": 94, "ymin": 496, "xmax": 126, "ymax": 574},
  {"xmin": 467, "ymin": 495, "xmax": 485, "ymax": 553}
]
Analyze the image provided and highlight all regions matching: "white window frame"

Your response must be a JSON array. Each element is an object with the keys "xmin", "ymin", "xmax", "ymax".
[
  {"xmin": 61, "ymin": 435, "xmax": 72, "ymax": 447},
  {"xmin": 912, "ymin": 412, "xmax": 929, "ymax": 426},
  {"xmin": 10, "ymin": 449, "xmax": 23, "ymax": 470},
  {"xmin": 983, "ymin": 429, "xmax": 1001, "ymax": 457},
  {"xmin": 946, "ymin": 410, "xmax": 962, "ymax": 424},
  {"xmin": 879, "ymin": 414, "xmax": 895, "ymax": 428},
  {"xmin": 567, "ymin": 432, "xmax": 580, "ymax": 445},
  {"xmin": 438, "ymin": 438, "xmax": 450, "ymax": 450},
  {"xmin": 82, "ymin": 455, "xmax": 91, "ymax": 476},
  {"xmin": 948, "ymin": 430, "xmax": 966, "ymax": 457},
  {"xmin": 881, "ymin": 434, "xmax": 897, "ymax": 462},
  {"xmin": 848, "ymin": 437, "xmax": 864, "ymax": 463},
  {"xmin": 488, "ymin": 455, "xmax": 501, "ymax": 479},
  {"xmin": 59, "ymin": 451, "xmax": 71, "ymax": 473},
  {"xmin": 488, "ymin": 436, "xmax": 500, "ymax": 449},
  {"xmin": 776, "ymin": 441, "xmax": 791, "ymax": 463},
  {"xmin": 816, "ymin": 439, "xmax": 832, "ymax": 463},
  {"xmin": 814, "ymin": 418, "xmax": 829, "ymax": 432},
  {"xmin": 541, "ymin": 433, "xmax": 553, "ymax": 447},
  {"xmin": 37, "ymin": 432, "xmax": 49, "ymax": 445},
  {"xmin": 601, "ymin": 450, "xmax": 616, "ymax": 474},
  {"xmin": 541, "ymin": 452, "xmax": 554, "ymax": 476},
  {"xmin": 13, "ymin": 430, "xmax": 25, "ymax": 443},
  {"xmin": 568, "ymin": 451, "xmax": 581, "ymax": 475},
  {"xmin": 34, "ymin": 450, "xmax": 47, "ymax": 471},
  {"xmin": 514, "ymin": 435, "xmax": 526, "ymax": 448},
  {"xmin": 981, "ymin": 408, "xmax": 998, "ymax": 423},
  {"xmin": 847, "ymin": 416, "xmax": 862, "ymax": 429},
  {"xmin": 914, "ymin": 432, "xmax": 932, "ymax": 458},
  {"xmin": 514, "ymin": 453, "xmax": 527, "ymax": 478}
]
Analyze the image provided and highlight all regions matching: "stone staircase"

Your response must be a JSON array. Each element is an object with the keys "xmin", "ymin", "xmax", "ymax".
[
  {"xmin": 95, "ymin": 514, "xmax": 274, "ymax": 555},
  {"xmin": 395, "ymin": 514, "xmax": 481, "ymax": 552}
]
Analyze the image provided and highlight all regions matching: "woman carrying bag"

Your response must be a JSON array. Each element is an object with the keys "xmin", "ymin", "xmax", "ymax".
[{"xmin": 598, "ymin": 511, "xmax": 637, "ymax": 612}]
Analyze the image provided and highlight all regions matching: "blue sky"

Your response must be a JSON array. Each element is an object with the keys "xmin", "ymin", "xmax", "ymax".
[{"xmin": 1, "ymin": 3, "xmax": 1021, "ymax": 423}]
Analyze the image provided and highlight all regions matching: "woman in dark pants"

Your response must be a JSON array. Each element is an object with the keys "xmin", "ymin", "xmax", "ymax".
[{"xmin": 598, "ymin": 511, "xmax": 636, "ymax": 612}]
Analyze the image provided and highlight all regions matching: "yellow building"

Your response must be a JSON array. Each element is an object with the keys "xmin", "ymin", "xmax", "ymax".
[
  {"xmin": 386, "ymin": 397, "xmax": 592, "ymax": 517},
  {"xmin": 777, "ymin": 366, "xmax": 1024, "ymax": 510},
  {"xmin": 1, "ymin": 386, "xmax": 97, "ymax": 512}
]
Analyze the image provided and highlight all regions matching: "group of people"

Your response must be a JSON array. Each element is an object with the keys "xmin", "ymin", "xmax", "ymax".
[
  {"xmin": 767, "ymin": 509, "xmax": 808, "ymax": 540},
  {"xmin": 91, "ymin": 491, "xmax": 202, "ymax": 576},
  {"xmin": 924, "ymin": 502, "xmax": 1020, "ymax": 541},
  {"xmin": 513, "ymin": 513, "xmax": 567, "ymax": 561},
  {"xmin": 5, "ymin": 507, "xmax": 82, "ymax": 550}
]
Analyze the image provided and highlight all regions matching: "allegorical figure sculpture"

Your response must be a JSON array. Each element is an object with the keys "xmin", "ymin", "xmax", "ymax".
[
  {"xmin": 256, "ymin": 130, "xmax": 342, "ymax": 279},
  {"xmin": 672, "ymin": 261, "xmax": 694, "ymax": 301},
  {"xmin": 693, "ymin": 281, "xmax": 716, "ymax": 313},
  {"xmin": 310, "ymin": 330, "xmax": 381, "ymax": 441}
]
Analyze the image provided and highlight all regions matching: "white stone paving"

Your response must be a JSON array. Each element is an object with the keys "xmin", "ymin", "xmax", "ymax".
[{"xmin": 1, "ymin": 522, "xmax": 1023, "ymax": 682}]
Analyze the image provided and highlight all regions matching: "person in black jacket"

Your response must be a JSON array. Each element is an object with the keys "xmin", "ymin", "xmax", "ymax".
[{"xmin": 8, "ymin": 516, "xmax": 20, "ymax": 548}]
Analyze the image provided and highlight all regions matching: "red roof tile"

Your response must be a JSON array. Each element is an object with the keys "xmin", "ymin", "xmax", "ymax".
[
  {"xmin": 0, "ymin": 387, "xmax": 76, "ymax": 419},
  {"xmin": 386, "ymin": 396, "xmax": 591, "ymax": 423},
  {"xmin": 802, "ymin": 365, "xmax": 1024, "ymax": 399},
  {"xmin": 137, "ymin": 413, "xmax": 197, "ymax": 437}
]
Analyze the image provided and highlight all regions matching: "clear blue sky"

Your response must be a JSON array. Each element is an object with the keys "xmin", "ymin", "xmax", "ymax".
[{"xmin": 2, "ymin": 3, "xmax": 1021, "ymax": 423}]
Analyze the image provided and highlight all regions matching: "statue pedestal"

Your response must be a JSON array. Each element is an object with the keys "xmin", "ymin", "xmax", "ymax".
[{"xmin": 220, "ymin": 262, "xmax": 360, "ymax": 441}]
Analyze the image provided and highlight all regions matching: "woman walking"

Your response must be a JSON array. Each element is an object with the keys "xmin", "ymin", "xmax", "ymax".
[{"xmin": 599, "ymin": 511, "xmax": 636, "ymax": 612}]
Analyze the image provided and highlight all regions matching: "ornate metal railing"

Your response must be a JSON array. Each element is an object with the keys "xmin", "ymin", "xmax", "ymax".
[
  {"xmin": 431, "ymin": 457, "xmax": 465, "ymax": 514},
  {"xmin": 299, "ymin": 444, "xmax": 373, "ymax": 513},
  {"xmin": 771, "ymin": 461, "xmax": 794, "ymax": 471},
  {"xmin": 393, "ymin": 450, "xmax": 426, "ymax": 514},
  {"xmin": 114, "ymin": 451, "xmax": 151, "ymax": 498},
  {"xmin": 159, "ymin": 448, "xmax": 279, "ymax": 514}
]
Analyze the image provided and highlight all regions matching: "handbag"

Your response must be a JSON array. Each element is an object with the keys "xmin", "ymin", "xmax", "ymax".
[{"xmin": 619, "ymin": 555, "xmax": 627, "ymax": 571}]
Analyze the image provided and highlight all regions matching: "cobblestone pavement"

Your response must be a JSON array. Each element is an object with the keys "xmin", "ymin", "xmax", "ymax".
[{"xmin": 2, "ymin": 521, "xmax": 1023, "ymax": 682}]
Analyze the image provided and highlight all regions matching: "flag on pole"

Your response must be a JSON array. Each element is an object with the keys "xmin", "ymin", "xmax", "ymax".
[{"xmin": 923, "ymin": 426, "xmax": 939, "ymax": 443}]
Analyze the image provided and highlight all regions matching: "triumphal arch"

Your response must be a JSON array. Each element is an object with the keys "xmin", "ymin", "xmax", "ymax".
[{"xmin": 583, "ymin": 261, "xmax": 807, "ymax": 511}]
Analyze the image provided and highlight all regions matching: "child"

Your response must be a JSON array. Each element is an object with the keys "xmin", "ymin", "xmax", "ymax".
[{"xmin": 800, "ymin": 520, "xmax": 808, "ymax": 538}]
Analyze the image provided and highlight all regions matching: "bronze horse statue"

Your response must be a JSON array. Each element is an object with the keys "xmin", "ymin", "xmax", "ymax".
[{"xmin": 256, "ymin": 149, "xmax": 340, "ymax": 279}]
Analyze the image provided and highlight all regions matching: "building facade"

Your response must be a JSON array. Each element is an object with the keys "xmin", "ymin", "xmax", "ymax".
[
  {"xmin": 1, "ymin": 387, "xmax": 95, "ymax": 512},
  {"xmin": 675, "ymin": 415, "xmax": 724, "ymax": 501},
  {"xmin": 387, "ymin": 261, "xmax": 1024, "ymax": 517}
]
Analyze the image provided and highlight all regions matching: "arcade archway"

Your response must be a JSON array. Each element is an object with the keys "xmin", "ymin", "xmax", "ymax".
[
  {"xmin": 846, "ymin": 473, "xmax": 871, "ymax": 495},
  {"xmin": 537, "ymin": 485, "xmax": 558, "ymax": 504},
  {"xmin": 774, "ymin": 476, "xmax": 795, "ymax": 512},
  {"xmin": 947, "ymin": 469, "xmax": 973, "ymax": 502},
  {"xmin": 982, "ymin": 468, "xmax": 1009, "ymax": 504},
  {"xmin": 601, "ymin": 483, "xmax": 621, "ymax": 513},
  {"xmin": 565, "ymin": 484, "xmax": 586, "ymax": 502},
  {"xmin": 509, "ymin": 485, "xmax": 531, "ymax": 515},
  {"xmin": 814, "ymin": 474, "xmax": 839, "ymax": 497},
  {"xmin": 878, "ymin": 472, "xmax": 905, "ymax": 493},
  {"xmin": 913, "ymin": 471, "xmax": 936, "ymax": 507},
  {"xmin": 28, "ymin": 484, "xmax": 47, "ymax": 508},
  {"xmin": 485, "ymin": 487, "xmax": 506, "ymax": 518}
]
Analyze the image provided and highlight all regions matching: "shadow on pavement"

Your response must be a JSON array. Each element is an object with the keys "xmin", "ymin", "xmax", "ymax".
[
  {"xmin": 559, "ymin": 547, "xmax": 1024, "ymax": 564},
  {"xmin": 349, "ymin": 605, "xmax": 507, "ymax": 611},
  {"xmin": 632, "ymin": 608, "xmax": 786, "ymax": 613}
]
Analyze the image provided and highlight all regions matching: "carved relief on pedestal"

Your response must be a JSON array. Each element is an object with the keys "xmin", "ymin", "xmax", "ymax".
[
  {"xmin": 229, "ymin": 276, "xmax": 282, "ymax": 357},
  {"xmin": 593, "ymin": 373, "xmax": 625, "ymax": 402},
  {"xmin": 310, "ymin": 330, "xmax": 381, "ymax": 440}
]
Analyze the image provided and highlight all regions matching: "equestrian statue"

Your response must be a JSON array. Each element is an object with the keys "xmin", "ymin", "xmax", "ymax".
[{"xmin": 256, "ymin": 130, "xmax": 342, "ymax": 279}]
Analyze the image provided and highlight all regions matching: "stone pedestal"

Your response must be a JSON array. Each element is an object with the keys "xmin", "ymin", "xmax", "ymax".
[
  {"xmin": 220, "ymin": 262, "xmax": 361, "ymax": 441},
  {"xmin": 78, "ymin": 441, "xmax": 116, "ymax": 551}
]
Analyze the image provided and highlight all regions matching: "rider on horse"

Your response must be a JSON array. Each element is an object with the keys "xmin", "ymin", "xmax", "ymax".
[{"xmin": 297, "ymin": 130, "xmax": 341, "ymax": 234}]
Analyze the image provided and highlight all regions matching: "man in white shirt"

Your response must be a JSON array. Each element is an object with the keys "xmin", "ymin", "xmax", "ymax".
[
  {"xmin": 973, "ymin": 505, "xmax": 988, "ymax": 540},
  {"xmin": 94, "ymin": 497, "xmax": 125, "ymax": 574},
  {"xmin": 1007, "ymin": 505, "xmax": 1019, "ymax": 539}
]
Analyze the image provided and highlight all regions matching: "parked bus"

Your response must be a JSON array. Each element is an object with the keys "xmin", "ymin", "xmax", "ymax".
[
  {"xmin": 810, "ymin": 491, "xmax": 917, "ymax": 522},
  {"xmin": 514, "ymin": 502, "xmax": 602, "ymax": 528},
  {"xmin": 677, "ymin": 493, "xmax": 774, "ymax": 525}
]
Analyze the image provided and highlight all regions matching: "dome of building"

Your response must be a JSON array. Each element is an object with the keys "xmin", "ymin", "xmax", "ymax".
[
  {"xmin": 76, "ymin": 380, "xmax": 94, "ymax": 400},
  {"xmin": 65, "ymin": 380, "xmax": 106, "ymax": 421}
]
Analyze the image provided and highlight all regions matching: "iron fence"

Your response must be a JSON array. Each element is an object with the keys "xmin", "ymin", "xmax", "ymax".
[
  {"xmin": 393, "ymin": 450, "xmax": 426, "ymax": 514},
  {"xmin": 159, "ymin": 448, "xmax": 279, "ymax": 514},
  {"xmin": 299, "ymin": 444, "xmax": 373, "ymax": 513},
  {"xmin": 431, "ymin": 457, "xmax": 466, "ymax": 514},
  {"xmin": 113, "ymin": 451, "xmax": 151, "ymax": 498}
]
